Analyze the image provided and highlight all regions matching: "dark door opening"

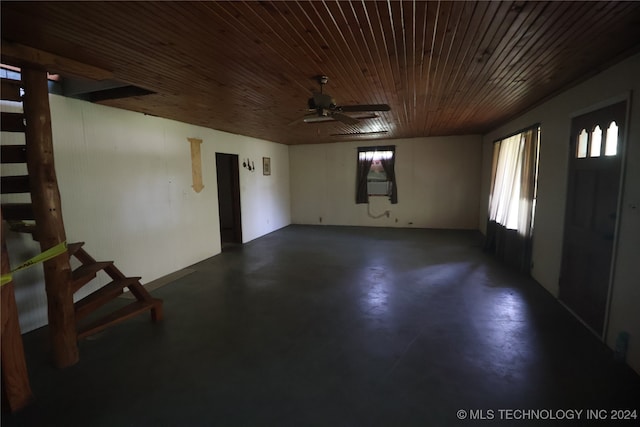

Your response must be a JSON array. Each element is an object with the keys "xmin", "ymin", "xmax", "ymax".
[
  {"xmin": 559, "ymin": 101, "xmax": 626, "ymax": 336},
  {"xmin": 216, "ymin": 153, "xmax": 242, "ymax": 248}
]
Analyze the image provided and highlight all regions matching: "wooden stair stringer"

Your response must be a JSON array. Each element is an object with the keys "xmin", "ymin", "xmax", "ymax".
[
  {"xmin": 67, "ymin": 242, "xmax": 84, "ymax": 258},
  {"xmin": 68, "ymin": 244, "xmax": 163, "ymax": 339}
]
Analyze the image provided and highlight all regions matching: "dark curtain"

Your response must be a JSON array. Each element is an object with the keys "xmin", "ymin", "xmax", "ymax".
[
  {"xmin": 484, "ymin": 220, "xmax": 532, "ymax": 272},
  {"xmin": 484, "ymin": 127, "xmax": 538, "ymax": 273},
  {"xmin": 355, "ymin": 155, "xmax": 373, "ymax": 204},
  {"xmin": 379, "ymin": 150, "xmax": 398, "ymax": 204}
]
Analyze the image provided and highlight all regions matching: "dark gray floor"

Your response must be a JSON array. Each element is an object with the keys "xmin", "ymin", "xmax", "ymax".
[{"xmin": 3, "ymin": 225, "xmax": 639, "ymax": 426}]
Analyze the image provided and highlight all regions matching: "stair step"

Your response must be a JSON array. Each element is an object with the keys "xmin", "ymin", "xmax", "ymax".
[
  {"xmin": 1, "ymin": 112, "xmax": 26, "ymax": 132},
  {"xmin": 74, "ymin": 277, "xmax": 141, "ymax": 321},
  {"xmin": 0, "ymin": 175, "xmax": 31, "ymax": 194},
  {"xmin": 1, "ymin": 203, "xmax": 34, "ymax": 220},
  {"xmin": 1, "ymin": 78, "xmax": 23, "ymax": 102},
  {"xmin": 1, "ymin": 145, "xmax": 27, "ymax": 164},
  {"xmin": 71, "ymin": 261, "xmax": 113, "ymax": 293},
  {"xmin": 6, "ymin": 221, "xmax": 38, "ymax": 240},
  {"xmin": 67, "ymin": 242, "xmax": 85, "ymax": 257},
  {"xmin": 77, "ymin": 298, "xmax": 162, "ymax": 340}
]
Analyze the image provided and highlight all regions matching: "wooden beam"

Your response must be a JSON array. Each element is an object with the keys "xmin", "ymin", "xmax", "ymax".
[
  {"xmin": 1, "ymin": 212, "xmax": 33, "ymax": 412},
  {"xmin": 1, "ymin": 40, "xmax": 113, "ymax": 81},
  {"xmin": 22, "ymin": 68, "xmax": 79, "ymax": 368}
]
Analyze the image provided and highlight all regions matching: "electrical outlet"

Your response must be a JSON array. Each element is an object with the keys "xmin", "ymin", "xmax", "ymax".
[
  {"xmin": 385, "ymin": 211, "xmax": 390, "ymax": 218},
  {"xmin": 395, "ymin": 218, "xmax": 398, "ymax": 223},
  {"xmin": 319, "ymin": 216, "xmax": 322, "ymax": 223}
]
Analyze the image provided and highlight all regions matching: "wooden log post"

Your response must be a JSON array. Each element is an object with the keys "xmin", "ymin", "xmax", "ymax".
[
  {"xmin": 22, "ymin": 68, "xmax": 79, "ymax": 368},
  {"xmin": 1, "ymin": 213, "xmax": 33, "ymax": 412}
]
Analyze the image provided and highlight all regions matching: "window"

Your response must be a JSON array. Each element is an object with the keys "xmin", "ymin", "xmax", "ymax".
[
  {"xmin": 485, "ymin": 124, "xmax": 540, "ymax": 273},
  {"xmin": 488, "ymin": 125, "xmax": 540, "ymax": 234},
  {"xmin": 590, "ymin": 125, "xmax": 602, "ymax": 157},
  {"xmin": 356, "ymin": 145, "xmax": 397, "ymax": 204},
  {"xmin": 605, "ymin": 121, "xmax": 619, "ymax": 156},
  {"xmin": 574, "ymin": 120, "xmax": 620, "ymax": 159},
  {"xmin": 576, "ymin": 129, "xmax": 588, "ymax": 158},
  {"xmin": 360, "ymin": 150, "xmax": 393, "ymax": 196}
]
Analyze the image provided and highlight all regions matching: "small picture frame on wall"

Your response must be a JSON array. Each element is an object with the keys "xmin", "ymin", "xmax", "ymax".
[{"xmin": 263, "ymin": 157, "xmax": 271, "ymax": 175}]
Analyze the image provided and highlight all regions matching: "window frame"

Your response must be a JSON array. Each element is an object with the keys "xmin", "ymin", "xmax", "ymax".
[
  {"xmin": 488, "ymin": 123, "xmax": 541, "ymax": 233},
  {"xmin": 359, "ymin": 149, "xmax": 394, "ymax": 196},
  {"xmin": 356, "ymin": 145, "xmax": 398, "ymax": 204}
]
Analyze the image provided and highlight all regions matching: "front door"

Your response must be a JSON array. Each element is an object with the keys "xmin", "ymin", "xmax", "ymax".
[{"xmin": 559, "ymin": 101, "xmax": 626, "ymax": 336}]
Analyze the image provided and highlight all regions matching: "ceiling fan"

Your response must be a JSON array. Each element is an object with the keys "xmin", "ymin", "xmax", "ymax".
[{"xmin": 297, "ymin": 75, "xmax": 390, "ymax": 125}]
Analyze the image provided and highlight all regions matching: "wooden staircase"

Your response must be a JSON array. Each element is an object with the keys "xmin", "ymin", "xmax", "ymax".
[
  {"xmin": 1, "ymin": 68, "xmax": 162, "ymax": 373},
  {"xmin": 69, "ymin": 242, "xmax": 162, "ymax": 340}
]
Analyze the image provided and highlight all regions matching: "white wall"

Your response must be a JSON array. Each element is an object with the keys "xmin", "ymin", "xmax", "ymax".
[
  {"xmin": 479, "ymin": 52, "xmax": 640, "ymax": 373},
  {"xmin": 2, "ymin": 94, "xmax": 290, "ymax": 333},
  {"xmin": 290, "ymin": 135, "xmax": 482, "ymax": 229}
]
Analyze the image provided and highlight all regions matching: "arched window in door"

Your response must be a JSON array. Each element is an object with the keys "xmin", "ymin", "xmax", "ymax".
[
  {"xmin": 605, "ymin": 121, "xmax": 619, "ymax": 156},
  {"xmin": 590, "ymin": 125, "xmax": 602, "ymax": 157}
]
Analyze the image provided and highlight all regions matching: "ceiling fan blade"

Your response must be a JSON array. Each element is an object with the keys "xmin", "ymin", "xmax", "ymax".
[
  {"xmin": 303, "ymin": 113, "xmax": 379, "ymax": 124},
  {"xmin": 332, "ymin": 112, "xmax": 360, "ymax": 126},
  {"xmin": 340, "ymin": 104, "xmax": 391, "ymax": 112},
  {"xmin": 303, "ymin": 115, "xmax": 334, "ymax": 123},
  {"xmin": 289, "ymin": 113, "xmax": 315, "ymax": 126}
]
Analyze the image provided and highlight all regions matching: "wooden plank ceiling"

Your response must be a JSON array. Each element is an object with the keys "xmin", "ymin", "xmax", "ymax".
[{"xmin": 2, "ymin": 1, "xmax": 640, "ymax": 145}]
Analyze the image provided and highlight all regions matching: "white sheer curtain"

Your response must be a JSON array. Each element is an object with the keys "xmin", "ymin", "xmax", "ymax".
[
  {"xmin": 488, "ymin": 128, "xmax": 539, "ymax": 237},
  {"xmin": 486, "ymin": 126, "xmax": 539, "ymax": 272},
  {"xmin": 488, "ymin": 134, "xmax": 524, "ymax": 231}
]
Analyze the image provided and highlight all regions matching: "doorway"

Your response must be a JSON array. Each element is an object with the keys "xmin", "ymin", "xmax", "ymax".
[
  {"xmin": 559, "ymin": 101, "xmax": 626, "ymax": 336},
  {"xmin": 215, "ymin": 153, "xmax": 242, "ymax": 248}
]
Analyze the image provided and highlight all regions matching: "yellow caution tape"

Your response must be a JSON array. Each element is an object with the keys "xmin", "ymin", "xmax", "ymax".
[{"xmin": 1, "ymin": 241, "xmax": 68, "ymax": 287}]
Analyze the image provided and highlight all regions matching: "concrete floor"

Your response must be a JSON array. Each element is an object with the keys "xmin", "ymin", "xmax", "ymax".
[{"xmin": 3, "ymin": 225, "xmax": 639, "ymax": 426}]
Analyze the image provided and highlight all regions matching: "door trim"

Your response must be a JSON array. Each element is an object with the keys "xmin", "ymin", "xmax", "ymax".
[
  {"xmin": 561, "ymin": 94, "xmax": 631, "ymax": 340},
  {"xmin": 215, "ymin": 152, "xmax": 243, "ymax": 245},
  {"xmin": 601, "ymin": 93, "xmax": 632, "ymax": 342}
]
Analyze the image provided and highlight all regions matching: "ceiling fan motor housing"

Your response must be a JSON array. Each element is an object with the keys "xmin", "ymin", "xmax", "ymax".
[
  {"xmin": 312, "ymin": 92, "xmax": 337, "ymax": 110},
  {"xmin": 307, "ymin": 98, "xmax": 331, "ymax": 117}
]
